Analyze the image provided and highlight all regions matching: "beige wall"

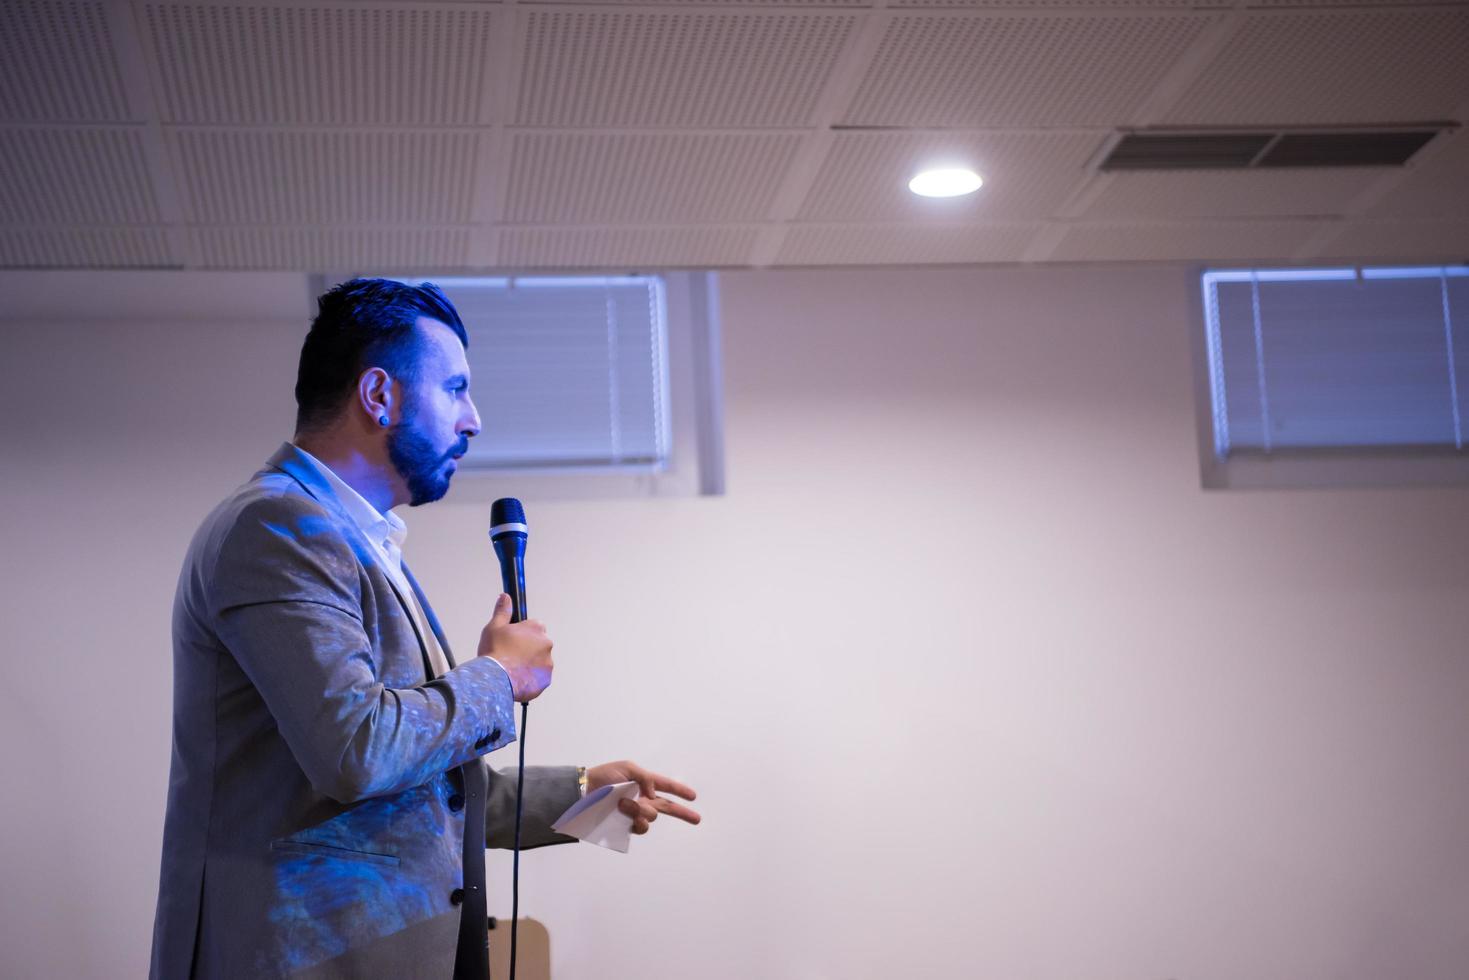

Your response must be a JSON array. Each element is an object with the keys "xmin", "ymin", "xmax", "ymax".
[{"xmin": 3, "ymin": 265, "xmax": 1468, "ymax": 979}]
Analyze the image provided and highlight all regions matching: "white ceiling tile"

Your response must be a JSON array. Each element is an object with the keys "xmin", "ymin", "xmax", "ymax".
[
  {"xmin": 1253, "ymin": 0, "xmax": 1445, "ymax": 6},
  {"xmin": 170, "ymin": 129, "xmax": 480, "ymax": 224},
  {"xmin": 1163, "ymin": 9, "xmax": 1469, "ymax": 126},
  {"xmin": 191, "ymin": 227, "xmax": 471, "ymax": 270},
  {"xmin": 0, "ymin": 227, "xmax": 175, "ymax": 267},
  {"xmin": 775, "ymin": 222, "xmax": 1041, "ymax": 265},
  {"xmin": 528, "ymin": 0, "xmax": 868, "ymax": 6},
  {"xmin": 1050, "ymin": 220, "xmax": 1326, "ymax": 261},
  {"xmin": 1366, "ymin": 130, "xmax": 1469, "ymax": 221},
  {"xmin": 504, "ymin": 132, "xmax": 802, "ymax": 223},
  {"xmin": 797, "ymin": 131, "xmax": 1097, "ymax": 221},
  {"xmin": 516, "ymin": 10, "xmax": 858, "ymax": 127},
  {"xmin": 141, "ymin": 3, "xmax": 496, "ymax": 124},
  {"xmin": 1083, "ymin": 168, "xmax": 1390, "ymax": 220},
  {"xmin": 498, "ymin": 226, "xmax": 760, "ymax": 268},
  {"xmin": 1314, "ymin": 221, "xmax": 1469, "ymax": 262},
  {"xmin": 0, "ymin": 1, "xmax": 132, "ymax": 122},
  {"xmin": 0, "ymin": 128, "xmax": 159, "ymax": 223},
  {"xmin": 842, "ymin": 12, "xmax": 1212, "ymax": 127},
  {"xmin": 892, "ymin": 0, "xmax": 1195, "ymax": 5}
]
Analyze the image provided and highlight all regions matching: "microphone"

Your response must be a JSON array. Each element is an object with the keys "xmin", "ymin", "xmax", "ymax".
[
  {"xmin": 489, "ymin": 497, "xmax": 528, "ymax": 623},
  {"xmin": 489, "ymin": 496, "xmax": 531, "ymax": 980}
]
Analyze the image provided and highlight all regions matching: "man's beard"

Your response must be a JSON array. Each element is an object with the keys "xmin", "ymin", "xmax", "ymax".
[{"xmin": 387, "ymin": 399, "xmax": 463, "ymax": 507}]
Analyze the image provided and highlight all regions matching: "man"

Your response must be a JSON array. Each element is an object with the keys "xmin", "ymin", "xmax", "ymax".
[{"xmin": 150, "ymin": 279, "xmax": 699, "ymax": 979}]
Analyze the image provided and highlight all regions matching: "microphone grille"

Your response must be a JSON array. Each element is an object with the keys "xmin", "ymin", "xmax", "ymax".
[{"xmin": 491, "ymin": 497, "xmax": 525, "ymax": 527}]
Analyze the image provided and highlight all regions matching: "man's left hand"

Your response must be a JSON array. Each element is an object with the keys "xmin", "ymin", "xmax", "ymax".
[{"xmin": 586, "ymin": 760, "xmax": 702, "ymax": 835}]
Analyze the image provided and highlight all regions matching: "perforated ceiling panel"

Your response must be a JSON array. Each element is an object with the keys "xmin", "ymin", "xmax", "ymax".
[
  {"xmin": 1315, "ymin": 221, "xmax": 1469, "ymax": 261},
  {"xmin": 0, "ymin": 128, "xmax": 159, "ymax": 224},
  {"xmin": 192, "ymin": 227, "xmax": 471, "ymax": 270},
  {"xmin": 2, "ymin": 0, "xmax": 1463, "ymax": 271},
  {"xmin": 1366, "ymin": 131, "xmax": 1469, "ymax": 220},
  {"xmin": 798, "ymin": 131, "xmax": 1096, "ymax": 222},
  {"xmin": 1050, "ymin": 220, "xmax": 1327, "ymax": 262},
  {"xmin": 531, "ymin": 0, "xmax": 866, "ymax": 5},
  {"xmin": 892, "ymin": 0, "xmax": 1194, "ymax": 6},
  {"xmin": 503, "ymin": 132, "xmax": 802, "ymax": 223},
  {"xmin": 499, "ymin": 226, "xmax": 760, "ymax": 268},
  {"xmin": 0, "ymin": 227, "xmax": 174, "ymax": 267},
  {"xmin": 1163, "ymin": 9, "xmax": 1469, "ymax": 126},
  {"xmin": 1, "ymin": 1, "xmax": 132, "ymax": 122},
  {"xmin": 142, "ymin": 3, "xmax": 495, "ymax": 124},
  {"xmin": 1082, "ymin": 168, "xmax": 1389, "ymax": 220},
  {"xmin": 776, "ymin": 222, "xmax": 1041, "ymax": 265},
  {"xmin": 1255, "ymin": 0, "xmax": 1439, "ymax": 6},
  {"xmin": 516, "ymin": 10, "xmax": 857, "ymax": 127},
  {"xmin": 843, "ymin": 12, "xmax": 1211, "ymax": 127},
  {"xmin": 169, "ymin": 129, "xmax": 479, "ymax": 224}
]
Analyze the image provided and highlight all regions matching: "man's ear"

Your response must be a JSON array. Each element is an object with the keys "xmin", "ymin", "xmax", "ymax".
[{"xmin": 358, "ymin": 367, "xmax": 394, "ymax": 426}]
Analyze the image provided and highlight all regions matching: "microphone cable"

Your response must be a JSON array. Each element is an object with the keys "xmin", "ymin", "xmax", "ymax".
[{"xmin": 510, "ymin": 701, "xmax": 527, "ymax": 980}]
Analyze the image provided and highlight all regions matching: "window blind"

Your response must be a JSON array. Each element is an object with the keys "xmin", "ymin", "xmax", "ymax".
[
  {"xmin": 400, "ymin": 275, "xmax": 669, "ymax": 470},
  {"xmin": 1202, "ymin": 266, "xmax": 1469, "ymax": 458}
]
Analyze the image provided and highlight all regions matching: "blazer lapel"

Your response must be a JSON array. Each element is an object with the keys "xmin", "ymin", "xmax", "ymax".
[
  {"xmin": 401, "ymin": 562, "xmax": 459, "ymax": 670},
  {"xmin": 385, "ymin": 576, "xmax": 440, "ymax": 683}
]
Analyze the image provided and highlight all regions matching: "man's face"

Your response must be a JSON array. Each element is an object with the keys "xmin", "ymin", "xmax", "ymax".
[{"xmin": 387, "ymin": 317, "xmax": 481, "ymax": 507}]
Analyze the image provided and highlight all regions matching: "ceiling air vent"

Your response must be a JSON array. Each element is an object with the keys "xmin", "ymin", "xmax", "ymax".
[
  {"xmin": 1257, "ymin": 130, "xmax": 1438, "ymax": 168},
  {"xmin": 1104, "ymin": 132, "xmax": 1272, "ymax": 170},
  {"xmin": 1101, "ymin": 127, "xmax": 1447, "ymax": 171}
]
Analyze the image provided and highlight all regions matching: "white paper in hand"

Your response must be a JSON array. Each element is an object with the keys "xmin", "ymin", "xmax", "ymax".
[{"xmin": 552, "ymin": 781, "xmax": 640, "ymax": 853}]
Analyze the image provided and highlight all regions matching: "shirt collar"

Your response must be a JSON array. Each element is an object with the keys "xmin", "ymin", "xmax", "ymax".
[{"xmin": 293, "ymin": 446, "xmax": 407, "ymax": 555}]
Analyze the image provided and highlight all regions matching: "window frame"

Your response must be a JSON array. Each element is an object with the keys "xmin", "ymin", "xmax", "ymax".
[{"xmin": 1188, "ymin": 264, "xmax": 1469, "ymax": 491}]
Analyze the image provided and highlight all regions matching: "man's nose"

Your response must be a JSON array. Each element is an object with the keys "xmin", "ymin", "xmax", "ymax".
[{"xmin": 461, "ymin": 397, "xmax": 482, "ymax": 438}]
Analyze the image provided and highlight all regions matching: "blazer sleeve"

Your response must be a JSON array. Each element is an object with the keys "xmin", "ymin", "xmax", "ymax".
[
  {"xmin": 207, "ymin": 492, "xmax": 518, "ymax": 804},
  {"xmin": 485, "ymin": 765, "xmax": 582, "ymax": 849}
]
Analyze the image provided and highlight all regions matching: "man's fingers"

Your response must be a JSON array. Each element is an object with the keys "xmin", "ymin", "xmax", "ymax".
[
  {"xmin": 653, "ymin": 798, "xmax": 702, "ymax": 825},
  {"xmin": 619, "ymin": 797, "xmax": 658, "ymax": 833},
  {"xmin": 619, "ymin": 797, "xmax": 658, "ymax": 822},
  {"xmin": 618, "ymin": 794, "xmax": 702, "ymax": 829},
  {"xmin": 599, "ymin": 765, "xmax": 703, "ymax": 834},
  {"xmin": 650, "ymin": 773, "xmax": 697, "ymax": 802},
  {"xmin": 489, "ymin": 592, "xmax": 512, "ymax": 628},
  {"xmin": 628, "ymin": 766, "xmax": 658, "ymax": 799}
]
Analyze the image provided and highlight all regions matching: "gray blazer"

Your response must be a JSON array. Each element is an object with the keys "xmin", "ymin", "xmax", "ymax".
[{"xmin": 150, "ymin": 444, "xmax": 579, "ymax": 979}]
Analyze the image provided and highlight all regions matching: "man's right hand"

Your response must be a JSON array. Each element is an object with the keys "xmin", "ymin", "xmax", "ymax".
[{"xmin": 476, "ymin": 593, "xmax": 554, "ymax": 702}]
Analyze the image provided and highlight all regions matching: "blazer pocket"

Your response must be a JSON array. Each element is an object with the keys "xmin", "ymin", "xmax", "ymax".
[{"xmin": 270, "ymin": 839, "xmax": 401, "ymax": 867}]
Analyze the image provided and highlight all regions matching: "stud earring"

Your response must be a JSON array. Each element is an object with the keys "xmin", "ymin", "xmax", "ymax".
[{"xmin": 378, "ymin": 415, "xmax": 390, "ymax": 427}]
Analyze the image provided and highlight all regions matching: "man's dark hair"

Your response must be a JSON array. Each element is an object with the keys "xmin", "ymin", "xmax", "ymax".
[{"xmin": 294, "ymin": 278, "xmax": 468, "ymax": 434}]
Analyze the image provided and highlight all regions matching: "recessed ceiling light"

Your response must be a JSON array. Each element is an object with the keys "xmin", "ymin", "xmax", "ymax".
[{"xmin": 908, "ymin": 168, "xmax": 983, "ymax": 198}]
